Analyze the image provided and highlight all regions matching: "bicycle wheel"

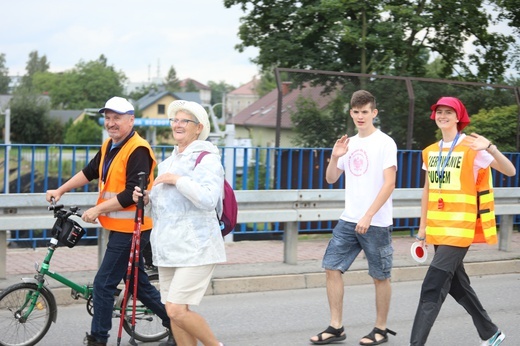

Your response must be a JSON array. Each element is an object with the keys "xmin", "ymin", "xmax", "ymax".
[
  {"xmin": 116, "ymin": 273, "xmax": 169, "ymax": 342},
  {"xmin": 0, "ymin": 282, "xmax": 57, "ymax": 346}
]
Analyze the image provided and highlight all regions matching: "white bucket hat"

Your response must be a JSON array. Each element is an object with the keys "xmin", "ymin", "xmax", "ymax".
[
  {"xmin": 167, "ymin": 100, "xmax": 210, "ymax": 140},
  {"xmin": 98, "ymin": 96, "xmax": 135, "ymax": 115}
]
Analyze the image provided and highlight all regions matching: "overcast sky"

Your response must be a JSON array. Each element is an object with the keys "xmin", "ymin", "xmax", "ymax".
[
  {"xmin": 2, "ymin": 2, "xmax": 517, "ymax": 90},
  {"xmin": 1, "ymin": 1, "xmax": 259, "ymax": 88}
]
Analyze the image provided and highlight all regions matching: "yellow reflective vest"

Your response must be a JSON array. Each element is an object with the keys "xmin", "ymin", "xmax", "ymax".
[
  {"xmin": 96, "ymin": 133, "xmax": 156, "ymax": 233},
  {"xmin": 423, "ymin": 138, "xmax": 497, "ymax": 247}
]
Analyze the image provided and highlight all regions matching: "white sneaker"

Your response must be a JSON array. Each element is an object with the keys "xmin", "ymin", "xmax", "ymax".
[{"xmin": 481, "ymin": 330, "xmax": 505, "ymax": 346}]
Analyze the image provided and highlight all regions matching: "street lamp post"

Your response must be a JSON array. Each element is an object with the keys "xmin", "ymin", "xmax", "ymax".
[{"xmin": 3, "ymin": 108, "xmax": 10, "ymax": 194}]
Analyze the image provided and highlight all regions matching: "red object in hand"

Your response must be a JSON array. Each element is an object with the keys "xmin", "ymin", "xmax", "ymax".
[
  {"xmin": 411, "ymin": 242, "xmax": 428, "ymax": 263},
  {"xmin": 415, "ymin": 246, "xmax": 424, "ymax": 258}
]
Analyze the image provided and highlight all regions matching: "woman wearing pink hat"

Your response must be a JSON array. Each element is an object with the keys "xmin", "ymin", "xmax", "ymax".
[{"xmin": 409, "ymin": 97, "xmax": 516, "ymax": 346}]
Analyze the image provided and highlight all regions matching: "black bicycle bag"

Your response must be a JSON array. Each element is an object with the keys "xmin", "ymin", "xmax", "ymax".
[{"xmin": 52, "ymin": 218, "xmax": 86, "ymax": 248}]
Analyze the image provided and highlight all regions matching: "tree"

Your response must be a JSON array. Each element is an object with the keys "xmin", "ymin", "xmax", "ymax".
[
  {"xmin": 64, "ymin": 116, "xmax": 103, "ymax": 144},
  {"xmin": 495, "ymin": 0, "xmax": 520, "ymax": 31},
  {"xmin": 290, "ymin": 92, "xmax": 352, "ymax": 148},
  {"xmin": 10, "ymin": 91, "xmax": 50, "ymax": 144},
  {"xmin": 224, "ymin": 1, "xmax": 520, "ymax": 149},
  {"xmin": 20, "ymin": 51, "xmax": 49, "ymax": 90},
  {"xmin": 32, "ymin": 55, "xmax": 126, "ymax": 109},
  {"xmin": 256, "ymin": 69, "xmax": 276, "ymax": 97},
  {"xmin": 164, "ymin": 66, "xmax": 181, "ymax": 92},
  {"xmin": 494, "ymin": 0, "xmax": 520, "ymax": 71},
  {"xmin": 44, "ymin": 118, "xmax": 65, "ymax": 144},
  {"xmin": 183, "ymin": 80, "xmax": 198, "ymax": 92},
  {"xmin": 224, "ymin": 0, "xmax": 515, "ymax": 83},
  {"xmin": 0, "ymin": 53, "xmax": 10, "ymax": 94},
  {"xmin": 464, "ymin": 105, "xmax": 518, "ymax": 152},
  {"xmin": 208, "ymin": 80, "xmax": 235, "ymax": 118},
  {"xmin": 127, "ymin": 83, "xmax": 159, "ymax": 102}
]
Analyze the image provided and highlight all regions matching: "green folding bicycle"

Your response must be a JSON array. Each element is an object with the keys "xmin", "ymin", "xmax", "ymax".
[{"xmin": 0, "ymin": 202, "xmax": 168, "ymax": 346}]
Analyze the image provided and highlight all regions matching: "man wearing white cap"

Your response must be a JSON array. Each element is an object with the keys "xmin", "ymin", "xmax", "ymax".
[{"xmin": 46, "ymin": 96, "xmax": 174, "ymax": 346}]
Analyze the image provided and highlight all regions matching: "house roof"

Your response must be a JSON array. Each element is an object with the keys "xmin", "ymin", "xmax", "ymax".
[
  {"xmin": 49, "ymin": 110, "xmax": 84, "ymax": 123},
  {"xmin": 228, "ymin": 77, "xmax": 258, "ymax": 96},
  {"xmin": 179, "ymin": 78, "xmax": 210, "ymax": 90},
  {"xmin": 136, "ymin": 90, "xmax": 201, "ymax": 111},
  {"xmin": 173, "ymin": 92, "xmax": 202, "ymax": 103},
  {"xmin": 1, "ymin": 95, "xmax": 81, "ymax": 123},
  {"xmin": 229, "ymin": 83, "xmax": 336, "ymax": 129},
  {"xmin": 136, "ymin": 90, "xmax": 177, "ymax": 110}
]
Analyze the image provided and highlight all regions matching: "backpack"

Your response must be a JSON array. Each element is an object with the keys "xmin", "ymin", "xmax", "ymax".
[{"xmin": 195, "ymin": 151, "xmax": 238, "ymax": 236}]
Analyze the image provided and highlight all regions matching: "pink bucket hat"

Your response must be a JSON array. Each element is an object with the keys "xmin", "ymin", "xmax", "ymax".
[{"xmin": 430, "ymin": 96, "xmax": 470, "ymax": 131}]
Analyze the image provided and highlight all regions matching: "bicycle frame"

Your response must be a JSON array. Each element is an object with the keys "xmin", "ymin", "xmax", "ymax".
[
  {"xmin": 21, "ymin": 236, "xmax": 148, "ymax": 313},
  {"xmin": 26, "ymin": 237, "xmax": 93, "ymax": 299},
  {"xmin": 18, "ymin": 232, "xmax": 158, "ymax": 322},
  {"xmin": 15, "ymin": 236, "xmax": 91, "ymax": 323}
]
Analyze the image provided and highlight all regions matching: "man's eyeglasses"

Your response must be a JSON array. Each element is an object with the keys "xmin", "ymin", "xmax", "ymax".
[{"xmin": 169, "ymin": 118, "xmax": 200, "ymax": 127}]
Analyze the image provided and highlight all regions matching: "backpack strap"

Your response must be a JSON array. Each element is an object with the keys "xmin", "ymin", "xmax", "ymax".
[
  {"xmin": 194, "ymin": 150, "xmax": 223, "ymax": 224},
  {"xmin": 195, "ymin": 151, "xmax": 210, "ymax": 167}
]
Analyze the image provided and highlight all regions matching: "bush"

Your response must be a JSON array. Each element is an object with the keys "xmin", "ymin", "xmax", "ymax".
[{"xmin": 64, "ymin": 116, "xmax": 102, "ymax": 144}]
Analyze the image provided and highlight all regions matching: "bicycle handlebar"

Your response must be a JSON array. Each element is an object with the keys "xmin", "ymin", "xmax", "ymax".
[
  {"xmin": 48, "ymin": 199, "xmax": 83, "ymax": 219},
  {"xmin": 48, "ymin": 203, "xmax": 64, "ymax": 211}
]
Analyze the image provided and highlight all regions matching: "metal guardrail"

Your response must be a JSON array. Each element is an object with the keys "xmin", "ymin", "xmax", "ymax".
[{"xmin": 1, "ymin": 188, "xmax": 519, "ymax": 279}]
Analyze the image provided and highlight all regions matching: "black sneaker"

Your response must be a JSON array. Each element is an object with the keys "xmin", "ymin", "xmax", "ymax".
[
  {"xmin": 145, "ymin": 264, "xmax": 158, "ymax": 274},
  {"xmin": 84, "ymin": 333, "xmax": 107, "ymax": 346}
]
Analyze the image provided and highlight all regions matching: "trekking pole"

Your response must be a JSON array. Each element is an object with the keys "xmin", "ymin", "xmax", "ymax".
[
  {"xmin": 116, "ymin": 172, "xmax": 147, "ymax": 346},
  {"xmin": 129, "ymin": 171, "xmax": 147, "ymax": 344}
]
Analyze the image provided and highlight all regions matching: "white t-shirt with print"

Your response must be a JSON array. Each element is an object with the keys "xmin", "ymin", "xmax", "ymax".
[{"xmin": 337, "ymin": 129, "xmax": 398, "ymax": 227}]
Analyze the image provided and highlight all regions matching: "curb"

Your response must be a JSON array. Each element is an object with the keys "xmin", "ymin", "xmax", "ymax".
[
  {"xmin": 45, "ymin": 259, "xmax": 520, "ymax": 305},
  {"xmin": 208, "ymin": 259, "xmax": 520, "ymax": 295}
]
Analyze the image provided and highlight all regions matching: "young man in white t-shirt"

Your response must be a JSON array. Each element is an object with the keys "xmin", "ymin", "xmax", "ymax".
[{"xmin": 310, "ymin": 90, "xmax": 398, "ymax": 346}]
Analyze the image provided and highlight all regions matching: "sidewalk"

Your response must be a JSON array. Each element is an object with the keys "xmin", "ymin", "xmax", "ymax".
[{"xmin": 2, "ymin": 232, "xmax": 520, "ymax": 304}]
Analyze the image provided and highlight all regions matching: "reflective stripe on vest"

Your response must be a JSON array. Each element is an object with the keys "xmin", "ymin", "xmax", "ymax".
[
  {"xmin": 473, "ymin": 168, "xmax": 497, "ymax": 244},
  {"xmin": 96, "ymin": 133, "xmax": 156, "ymax": 233},
  {"xmin": 99, "ymin": 191, "xmax": 141, "ymax": 219}
]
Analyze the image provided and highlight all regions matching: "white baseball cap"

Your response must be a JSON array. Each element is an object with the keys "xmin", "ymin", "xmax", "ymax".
[
  {"xmin": 167, "ymin": 100, "xmax": 210, "ymax": 140},
  {"xmin": 98, "ymin": 96, "xmax": 135, "ymax": 115}
]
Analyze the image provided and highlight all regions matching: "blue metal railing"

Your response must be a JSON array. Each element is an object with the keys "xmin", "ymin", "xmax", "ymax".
[{"xmin": 2, "ymin": 144, "xmax": 519, "ymax": 247}]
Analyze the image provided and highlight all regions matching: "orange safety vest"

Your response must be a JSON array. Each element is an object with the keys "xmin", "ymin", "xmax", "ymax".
[
  {"xmin": 96, "ymin": 133, "xmax": 156, "ymax": 233},
  {"xmin": 422, "ymin": 138, "xmax": 497, "ymax": 247}
]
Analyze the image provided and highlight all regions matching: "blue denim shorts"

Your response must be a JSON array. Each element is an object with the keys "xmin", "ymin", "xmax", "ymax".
[{"xmin": 322, "ymin": 220, "xmax": 393, "ymax": 280}]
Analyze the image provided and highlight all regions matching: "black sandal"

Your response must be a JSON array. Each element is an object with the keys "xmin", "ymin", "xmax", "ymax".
[
  {"xmin": 310, "ymin": 325, "xmax": 347, "ymax": 345},
  {"xmin": 359, "ymin": 327, "xmax": 396, "ymax": 345}
]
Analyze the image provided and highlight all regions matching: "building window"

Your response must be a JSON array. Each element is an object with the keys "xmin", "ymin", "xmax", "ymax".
[{"xmin": 158, "ymin": 104, "xmax": 165, "ymax": 114}]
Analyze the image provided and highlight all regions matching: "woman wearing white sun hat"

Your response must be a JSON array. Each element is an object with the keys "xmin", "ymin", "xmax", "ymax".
[{"xmin": 133, "ymin": 100, "xmax": 226, "ymax": 346}]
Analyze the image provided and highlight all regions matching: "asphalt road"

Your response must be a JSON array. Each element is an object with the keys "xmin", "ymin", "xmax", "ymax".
[{"xmin": 29, "ymin": 273, "xmax": 520, "ymax": 345}]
